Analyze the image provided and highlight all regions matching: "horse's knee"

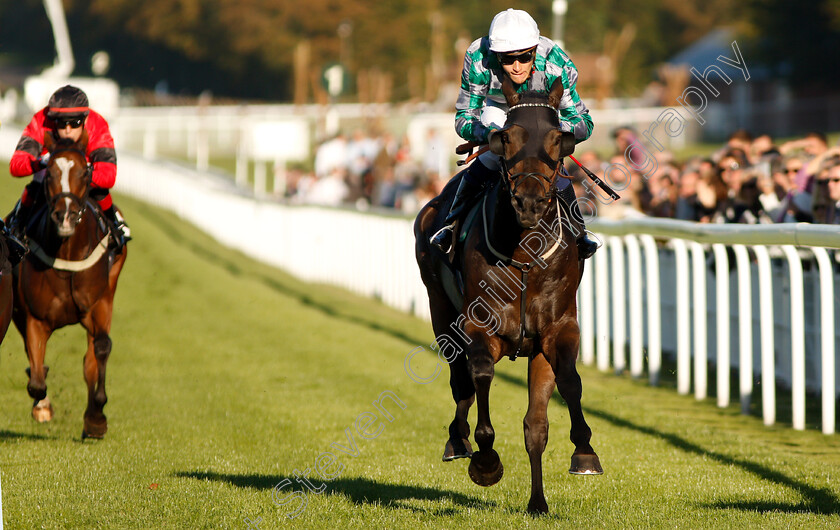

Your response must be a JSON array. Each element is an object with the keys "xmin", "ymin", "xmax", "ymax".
[
  {"xmin": 470, "ymin": 357, "xmax": 494, "ymax": 388},
  {"xmin": 93, "ymin": 334, "xmax": 111, "ymax": 362},
  {"xmin": 523, "ymin": 416, "xmax": 548, "ymax": 453},
  {"xmin": 94, "ymin": 387, "xmax": 108, "ymax": 408}
]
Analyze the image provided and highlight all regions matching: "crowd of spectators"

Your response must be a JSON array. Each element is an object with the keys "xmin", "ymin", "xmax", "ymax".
[
  {"xmin": 283, "ymin": 129, "xmax": 448, "ymax": 214},
  {"xmin": 287, "ymin": 126, "xmax": 840, "ymax": 226},
  {"xmin": 567, "ymin": 127, "xmax": 840, "ymax": 225}
]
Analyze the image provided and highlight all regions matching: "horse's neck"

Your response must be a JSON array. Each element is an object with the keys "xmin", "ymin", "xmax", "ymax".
[
  {"xmin": 39, "ymin": 210, "xmax": 104, "ymax": 260},
  {"xmin": 487, "ymin": 182, "xmax": 519, "ymax": 254},
  {"xmin": 487, "ymin": 183, "xmax": 562, "ymax": 266}
]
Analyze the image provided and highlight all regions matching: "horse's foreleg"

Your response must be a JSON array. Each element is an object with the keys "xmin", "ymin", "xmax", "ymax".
[
  {"xmin": 467, "ymin": 349, "xmax": 503, "ymax": 487},
  {"xmin": 426, "ymin": 289, "xmax": 475, "ymax": 461},
  {"xmin": 524, "ymin": 352, "xmax": 556, "ymax": 514},
  {"xmin": 444, "ymin": 352, "xmax": 475, "ymax": 460},
  {"xmin": 24, "ymin": 318, "xmax": 54, "ymax": 422},
  {"xmin": 553, "ymin": 327, "xmax": 602, "ymax": 475},
  {"xmin": 81, "ymin": 301, "xmax": 113, "ymax": 439}
]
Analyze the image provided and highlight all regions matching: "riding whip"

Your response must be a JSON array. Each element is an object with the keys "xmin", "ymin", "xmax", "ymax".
[{"xmin": 568, "ymin": 155, "xmax": 621, "ymax": 201}]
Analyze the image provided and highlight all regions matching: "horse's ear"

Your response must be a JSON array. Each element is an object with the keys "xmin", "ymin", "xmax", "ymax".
[
  {"xmin": 545, "ymin": 129, "xmax": 576, "ymax": 159},
  {"xmin": 501, "ymin": 75, "xmax": 520, "ymax": 107},
  {"xmin": 489, "ymin": 127, "xmax": 508, "ymax": 156},
  {"xmin": 548, "ymin": 77, "xmax": 565, "ymax": 109},
  {"xmin": 43, "ymin": 131, "xmax": 56, "ymax": 151},
  {"xmin": 558, "ymin": 130, "xmax": 575, "ymax": 157}
]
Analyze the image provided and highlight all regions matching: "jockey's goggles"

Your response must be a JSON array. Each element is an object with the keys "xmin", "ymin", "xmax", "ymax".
[
  {"xmin": 498, "ymin": 49, "xmax": 535, "ymax": 66},
  {"xmin": 56, "ymin": 117, "xmax": 84, "ymax": 129}
]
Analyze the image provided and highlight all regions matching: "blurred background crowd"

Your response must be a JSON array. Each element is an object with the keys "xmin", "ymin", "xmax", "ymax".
[{"xmin": 284, "ymin": 127, "xmax": 840, "ymax": 226}]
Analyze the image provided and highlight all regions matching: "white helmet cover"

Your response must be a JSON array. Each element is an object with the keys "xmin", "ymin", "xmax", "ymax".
[{"xmin": 488, "ymin": 9, "xmax": 540, "ymax": 53}]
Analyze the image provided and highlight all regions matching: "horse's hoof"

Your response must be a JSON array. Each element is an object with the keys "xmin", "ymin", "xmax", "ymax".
[
  {"xmin": 468, "ymin": 449, "xmax": 503, "ymax": 486},
  {"xmin": 443, "ymin": 438, "xmax": 473, "ymax": 461},
  {"xmin": 83, "ymin": 415, "xmax": 108, "ymax": 440},
  {"xmin": 31, "ymin": 398, "xmax": 54, "ymax": 423},
  {"xmin": 527, "ymin": 495, "xmax": 549, "ymax": 515},
  {"xmin": 569, "ymin": 453, "xmax": 603, "ymax": 475}
]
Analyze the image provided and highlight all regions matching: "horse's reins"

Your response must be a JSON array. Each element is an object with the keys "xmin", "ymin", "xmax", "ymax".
[
  {"xmin": 31, "ymin": 148, "xmax": 108, "ymax": 272},
  {"xmin": 43, "ymin": 146, "xmax": 93, "ymax": 226}
]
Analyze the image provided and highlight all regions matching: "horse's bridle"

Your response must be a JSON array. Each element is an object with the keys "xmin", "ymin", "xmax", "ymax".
[
  {"xmin": 497, "ymin": 102, "xmax": 563, "ymax": 200},
  {"xmin": 44, "ymin": 146, "xmax": 93, "ymax": 226}
]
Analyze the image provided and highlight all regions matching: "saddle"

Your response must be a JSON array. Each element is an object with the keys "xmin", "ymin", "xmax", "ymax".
[{"xmin": 437, "ymin": 179, "xmax": 494, "ymax": 310}]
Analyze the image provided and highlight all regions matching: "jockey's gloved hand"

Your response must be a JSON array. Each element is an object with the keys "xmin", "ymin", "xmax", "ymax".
[{"xmin": 30, "ymin": 154, "xmax": 50, "ymax": 173}]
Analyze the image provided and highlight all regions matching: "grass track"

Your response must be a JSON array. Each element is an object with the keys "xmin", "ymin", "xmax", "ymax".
[{"xmin": 0, "ymin": 182, "xmax": 839, "ymax": 528}]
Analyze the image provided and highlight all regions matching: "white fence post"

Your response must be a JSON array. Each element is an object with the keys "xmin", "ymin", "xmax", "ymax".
[
  {"xmin": 640, "ymin": 235, "xmax": 661, "ymax": 386},
  {"xmin": 732, "ymin": 244, "xmax": 753, "ymax": 415},
  {"xmin": 610, "ymin": 237, "xmax": 626, "ymax": 374},
  {"xmin": 782, "ymin": 245, "xmax": 806, "ymax": 431},
  {"xmin": 713, "ymin": 243, "xmax": 730, "ymax": 408},
  {"xmin": 625, "ymin": 235, "xmax": 644, "ymax": 379},
  {"xmin": 812, "ymin": 247, "xmax": 836, "ymax": 435},
  {"xmin": 595, "ymin": 247, "xmax": 611, "ymax": 372},
  {"xmin": 673, "ymin": 239, "xmax": 691, "ymax": 395},
  {"xmin": 753, "ymin": 246, "xmax": 776, "ymax": 427},
  {"xmin": 579, "ymin": 260, "xmax": 595, "ymax": 366},
  {"xmin": 691, "ymin": 242, "xmax": 708, "ymax": 401}
]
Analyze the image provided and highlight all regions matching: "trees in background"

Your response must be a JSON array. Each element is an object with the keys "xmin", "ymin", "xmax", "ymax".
[{"xmin": 0, "ymin": 0, "xmax": 836, "ymax": 102}]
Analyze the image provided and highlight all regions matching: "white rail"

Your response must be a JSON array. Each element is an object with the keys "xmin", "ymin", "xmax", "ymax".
[{"xmin": 581, "ymin": 218, "xmax": 839, "ymax": 434}]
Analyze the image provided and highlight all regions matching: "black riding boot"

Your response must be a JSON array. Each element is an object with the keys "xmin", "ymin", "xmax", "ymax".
[
  {"xmin": 7, "ymin": 199, "xmax": 33, "ymax": 242},
  {"xmin": 430, "ymin": 161, "xmax": 494, "ymax": 253},
  {"xmin": 0, "ymin": 218, "xmax": 25, "ymax": 267},
  {"xmin": 103, "ymin": 206, "xmax": 131, "ymax": 251},
  {"xmin": 557, "ymin": 183, "xmax": 599, "ymax": 260}
]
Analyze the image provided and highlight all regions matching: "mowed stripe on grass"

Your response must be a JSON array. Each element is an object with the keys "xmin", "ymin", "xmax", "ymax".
[{"xmin": 0, "ymin": 185, "xmax": 838, "ymax": 529}]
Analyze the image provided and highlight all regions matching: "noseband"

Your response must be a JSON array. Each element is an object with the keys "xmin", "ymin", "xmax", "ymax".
[{"xmin": 498, "ymin": 102, "xmax": 563, "ymax": 199}]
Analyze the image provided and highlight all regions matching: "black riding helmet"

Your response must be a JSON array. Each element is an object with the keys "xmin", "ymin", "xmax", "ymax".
[{"xmin": 46, "ymin": 85, "xmax": 90, "ymax": 120}]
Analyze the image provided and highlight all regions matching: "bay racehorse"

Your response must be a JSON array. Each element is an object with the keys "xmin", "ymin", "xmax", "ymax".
[
  {"xmin": 414, "ymin": 77, "xmax": 602, "ymax": 514},
  {"xmin": 11, "ymin": 131, "xmax": 127, "ymax": 439}
]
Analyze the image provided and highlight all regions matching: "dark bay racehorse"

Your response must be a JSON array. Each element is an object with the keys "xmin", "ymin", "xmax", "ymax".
[
  {"xmin": 12, "ymin": 132, "xmax": 127, "ymax": 439},
  {"xmin": 415, "ymin": 77, "xmax": 602, "ymax": 514}
]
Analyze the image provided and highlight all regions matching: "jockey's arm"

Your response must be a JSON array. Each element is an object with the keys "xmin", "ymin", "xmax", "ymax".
[
  {"xmin": 85, "ymin": 112, "xmax": 118, "ymax": 189},
  {"xmin": 545, "ymin": 47, "xmax": 593, "ymax": 144},
  {"xmin": 454, "ymin": 41, "xmax": 496, "ymax": 144},
  {"xmin": 9, "ymin": 114, "xmax": 47, "ymax": 177}
]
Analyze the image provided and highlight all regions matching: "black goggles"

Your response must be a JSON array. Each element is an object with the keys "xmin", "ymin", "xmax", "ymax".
[
  {"xmin": 498, "ymin": 49, "xmax": 535, "ymax": 66},
  {"xmin": 56, "ymin": 117, "xmax": 85, "ymax": 129}
]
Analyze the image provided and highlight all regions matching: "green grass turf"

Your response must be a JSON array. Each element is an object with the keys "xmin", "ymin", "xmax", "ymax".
[{"xmin": 0, "ymin": 177, "xmax": 838, "ymax": 529}]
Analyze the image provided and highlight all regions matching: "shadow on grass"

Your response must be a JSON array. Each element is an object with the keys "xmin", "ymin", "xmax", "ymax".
[
  {"xmin": 585, "ymin": 407, "xmax": 840, "ymax": 515},
  {"xmin": 0, "ymin": 429, "xmax": 53, "ymax": 441},
  {"xmin": 174, "ymin": 470, "xmax": 497, "ymax": 514},
  {"xmin": 138, "ymin": 204, "xmax": 428, "ymax": 348},
  {"xmin": 493, "ymin": 370, "xmax": 840, "ymax": 516}
]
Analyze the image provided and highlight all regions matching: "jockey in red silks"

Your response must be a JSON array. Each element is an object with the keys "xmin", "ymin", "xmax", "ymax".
[{"xmin": 7, "ymin": 85, "xmax": 130, "ymax": 254}]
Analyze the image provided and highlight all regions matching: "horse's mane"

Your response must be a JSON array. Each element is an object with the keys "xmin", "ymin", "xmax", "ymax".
[
  {"xmin": 52, "ymin": 137, "xmax": 78, "ymax": 151},
  {"xmin": 515, "ymin": 90, "xmax": 550, "ymax": 105}
]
